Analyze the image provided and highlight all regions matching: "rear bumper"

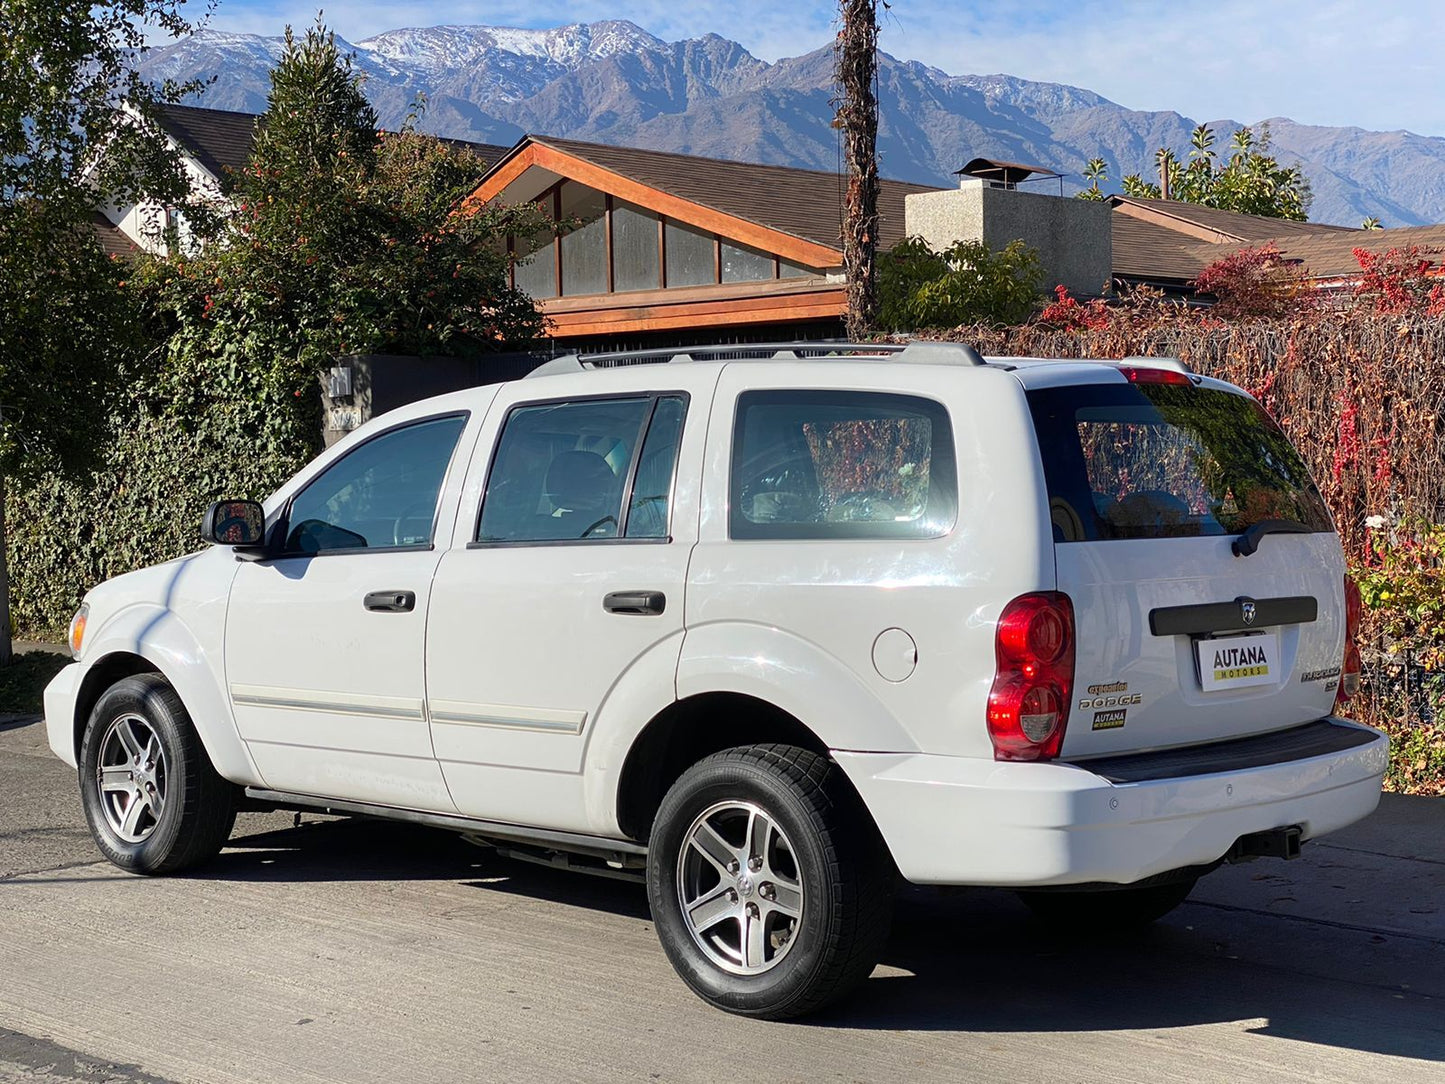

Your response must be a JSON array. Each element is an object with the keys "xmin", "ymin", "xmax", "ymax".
[{"xmin": 834, "ymin": 718, "xmax": 1388, "ymax": 887}]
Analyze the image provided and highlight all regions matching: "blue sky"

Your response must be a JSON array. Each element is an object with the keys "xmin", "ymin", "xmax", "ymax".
[{"xmin": 186, "ymin": 1, "xmax": 1445, "ymax": 137}]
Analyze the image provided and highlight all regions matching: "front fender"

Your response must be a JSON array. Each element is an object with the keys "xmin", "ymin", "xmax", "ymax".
[
  {"xmin": 676, "ymin": 622, "xmax": 920, "ymax": 754},
  {"xmin": 72, "ymin": 602, "xmax": 260, "ymax": 785}
]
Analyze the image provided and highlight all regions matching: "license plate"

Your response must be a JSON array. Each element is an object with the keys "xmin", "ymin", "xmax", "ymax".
[{"xmin": 1197, "ymin": 632, "xmax": 1279, "ymax": 693}]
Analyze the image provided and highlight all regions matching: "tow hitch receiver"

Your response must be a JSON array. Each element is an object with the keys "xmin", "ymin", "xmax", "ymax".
[{"xmin": 1228, "ymin": 825, "xmax": 1303, "ymax": 863}]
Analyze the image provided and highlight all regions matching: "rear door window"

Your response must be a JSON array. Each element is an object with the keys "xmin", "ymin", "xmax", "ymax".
[
  {"xmin": 1028, "ymin": 381, "xmax": 1333, "ymax": 542},
  {"xmin": 730, "ymin": 391, "xmax": 956, "ymax": 540}
]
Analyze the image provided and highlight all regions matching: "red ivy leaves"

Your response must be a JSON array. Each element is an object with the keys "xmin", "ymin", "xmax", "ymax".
[
  {"xmin": 1352, "ymin": 246, "xmax": 1445, "ymax": 316},
  {"xmin": 1039, "ymin": 284, "xmax": 1110, "ymax": 330}
]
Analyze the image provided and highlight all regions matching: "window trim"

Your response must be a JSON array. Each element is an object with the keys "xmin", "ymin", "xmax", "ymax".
[
  {"xmin": 469, "ymin": 391, "xmax": 691, "ymax": 549},
  {"xmin": 268, "ymin": 411, "xmax": 472, "ymax": 560},
  {"xmin": 728, "ymin": 389, "xmax": 958, "ymax": 542}
]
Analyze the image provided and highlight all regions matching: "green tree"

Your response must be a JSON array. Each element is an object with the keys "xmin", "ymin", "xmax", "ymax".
[
  {"xmin": 878, "ymin": 236, "xmax": 1044, "ymax": 331},
  {"xmin": 138, "ymin": 20, "xmax": 545, "ymax": 444},
  {"xmin": 4, "ymin": 20, "xmax": 548, "ymax": 638},
  {"xmin": 0, "ymin": 0, "xmax": 206, "ymax": 662},
  {"xmin": 1076, "ymin": 157, "xmax": 1109, "ymax": 201},
  {"xmin": 1117, "ymin": 124, "xmax": 1311, "ymax": 221}
]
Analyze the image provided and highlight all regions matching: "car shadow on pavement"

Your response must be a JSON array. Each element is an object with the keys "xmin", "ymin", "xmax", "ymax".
[
  {"xmin": 814, "ymin": 885, "xmax": 1445, "ymax": 1063},
  {"xmin": 217, "ymin": 813, "xmax": 655, "ymax": 915},
  {"xmin": 210, "ymin": 816, "xmax": 1444, "ymax": 1063}
]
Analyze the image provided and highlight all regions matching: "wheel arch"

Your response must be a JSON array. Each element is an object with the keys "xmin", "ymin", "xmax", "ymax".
[
  {"xmin": 75, "ymin": 606, "xmax": 262, "ymax": 785},
  {"xmin": 72, "ymin": 652, "xmax": 160, "ymax": 762},
  {"xmin": 614, "ymin": 692, "xmax": 834, "ymax": 841}
]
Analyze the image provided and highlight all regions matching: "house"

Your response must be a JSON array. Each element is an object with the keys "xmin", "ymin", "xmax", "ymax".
[
  {"xmin": 1208, "ymin": 222, "xmax": 1445, "ymax": 292},
  {"xmin": 460, "ymin": 140, "xmax": 1112, "ymax": 348},
  {"xmin": 99, "ymin": 104, "xmax": 256, "ymax": 254},
  {"xmin": 98, "ymin": 103, "xmax": 508, "ymax": 253},
  {"xmin": 1108, "ymin": 195, "xmax": 1359, "ymax": 294},
  {"xmin": 109, "ymin": 104, "xmax": 1436, "ymax": 341}
]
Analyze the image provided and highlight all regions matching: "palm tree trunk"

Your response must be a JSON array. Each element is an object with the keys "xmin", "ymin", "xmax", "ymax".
[{"xmin": 836, "ymin": 0, "xmax": 880, "ymax": 340}]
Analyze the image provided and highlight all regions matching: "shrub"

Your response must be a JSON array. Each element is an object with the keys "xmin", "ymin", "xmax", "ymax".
[
  {"xmin": 1192, "ymin": 243, "xmax": 1313, "ymax": 319},
  {"xmin": 1352, "ymin": 246, "xmax": 1445, "ymax": 316},
  {"xmin": 878, "ymin": 236, "xmax": 1043, "ymax": 331}
]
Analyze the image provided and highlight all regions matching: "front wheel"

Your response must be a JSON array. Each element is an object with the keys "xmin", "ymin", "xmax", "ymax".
[
  {"xmin": 78, "ymin": 674, "xmax": 238, "ymax": 874},
  {"xmin": 647, "ymin": 744, "xmax": 894, "ymax": 1020}
]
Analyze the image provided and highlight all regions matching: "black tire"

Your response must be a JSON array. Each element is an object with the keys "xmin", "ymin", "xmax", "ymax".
[
  {"xmin": 647, "ymin": 744, "xmax": 894, "ymax": 1020},
  {"xmin": 78, "ymin": 674, "xmax": 238, "ymax": 874},
  {"xmin": 1017, "ymin": 876, "xmax": 1197, "ymax": 931}
]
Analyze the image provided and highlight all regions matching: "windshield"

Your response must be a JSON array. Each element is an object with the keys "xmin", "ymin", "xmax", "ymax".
[{"xmin": 1027, "ymin": 381, "xmax": 1334, "ymax": 543}]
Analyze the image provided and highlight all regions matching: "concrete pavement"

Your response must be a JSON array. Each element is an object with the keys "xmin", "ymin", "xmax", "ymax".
[{"xmin": 1, "ymin": 710, "xmax": 1442, "ymax": 1082}]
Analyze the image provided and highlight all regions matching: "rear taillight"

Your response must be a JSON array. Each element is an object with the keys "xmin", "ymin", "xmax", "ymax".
[
  {"xmin": 987, "ymin": 592, "xmax": 1075, "ymax": 761},
  {"xmin": 1336, "ymin": 576, "xmax": 1363, "ymax": 709},
  {"xmin": 1116, "ymin": 365, "xmax": 1191, "ymax": 386}
]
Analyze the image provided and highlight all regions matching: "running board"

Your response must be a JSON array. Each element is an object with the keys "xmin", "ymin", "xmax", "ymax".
[{"xmin": 243, "ymin": 787, "xmax": 647, "ymax": 864}]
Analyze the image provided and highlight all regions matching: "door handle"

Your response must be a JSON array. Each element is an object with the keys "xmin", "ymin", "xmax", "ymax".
[
  {"xmin": 603, "ymin": 590, "xmax": 666, "ymax": 616},
  {"xmin": 364, "ymin": 590, "xmax": 416, "ymax": 613}
]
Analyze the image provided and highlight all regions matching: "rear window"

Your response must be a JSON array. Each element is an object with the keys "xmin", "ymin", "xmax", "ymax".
[
  {"xmin": 730, "ymin": 390, "xmax": 956, "ymax": 540},
  {"xmin": 1028, "ymin": 381, "xmax": 1333, "ymax": 542}
]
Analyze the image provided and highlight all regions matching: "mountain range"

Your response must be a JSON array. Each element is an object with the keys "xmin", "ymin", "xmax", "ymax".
[{"xmin": 139, "ymin": 21, "xmax": 1445, "ymax": 229}]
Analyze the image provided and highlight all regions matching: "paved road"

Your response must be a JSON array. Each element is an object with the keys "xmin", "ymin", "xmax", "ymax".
[{"xmin": 2, "ymin": 711, "xmax": 1442, "ymax": 1083}]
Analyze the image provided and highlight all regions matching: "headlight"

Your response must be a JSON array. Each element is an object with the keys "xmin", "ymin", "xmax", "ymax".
[{"xmin": 68, "ymin": 603, "xmax": 89, "ymax": 659}]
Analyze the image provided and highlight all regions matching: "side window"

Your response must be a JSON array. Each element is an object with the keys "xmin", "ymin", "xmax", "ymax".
[
  {"xmin": 284, "ymin": 415, "xmax": 468, "ymax": 554},
  {"xmin": 625, "ymin": 396, "xmax": 686, "ymax": 539},
  {"xmin": 477, "ymin": 395, "xmax": 689, "ymax": 544},
  {"xmin": 478, "ymin": 398, "xmax": 648, "ymax": 542},
  {"xmin": 730, "ymin": 391, "xmax": 956, "ymax": 540}
]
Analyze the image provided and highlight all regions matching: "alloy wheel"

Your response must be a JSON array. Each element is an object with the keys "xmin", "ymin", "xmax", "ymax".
[{"xmin": 676, "ymin": 800, "xmax": 805, "ymax": 975}]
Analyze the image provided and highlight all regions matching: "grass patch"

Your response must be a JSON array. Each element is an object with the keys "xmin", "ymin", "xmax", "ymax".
[{"xmin": 0, "ymin": 650, "xmax": 70, "ymax": 714}]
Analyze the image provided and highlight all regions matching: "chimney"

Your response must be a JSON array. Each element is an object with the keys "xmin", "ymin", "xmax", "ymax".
[{"xmin": 1159, "ymin": 153, "xmax": 1172, "ymax": 201}]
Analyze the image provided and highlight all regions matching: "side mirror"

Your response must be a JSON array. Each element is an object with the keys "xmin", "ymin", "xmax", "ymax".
[{"xmin": 201, "ymin": 500, "xmax": 267, "ymax": 547}]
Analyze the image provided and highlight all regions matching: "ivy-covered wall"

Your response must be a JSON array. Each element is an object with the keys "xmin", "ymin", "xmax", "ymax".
[{"xmin": 6, "ymin": 378, "xmax": 318, "ymax": 638}]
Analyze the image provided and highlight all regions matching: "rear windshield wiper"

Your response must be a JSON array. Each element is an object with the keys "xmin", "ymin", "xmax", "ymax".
[{"xmin": 1232, "ymin": 518, "xmax": 1313, "ymax": 557}]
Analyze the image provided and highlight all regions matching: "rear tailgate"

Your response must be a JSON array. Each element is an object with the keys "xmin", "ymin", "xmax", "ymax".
[{"xmin": 1025, "ymin": 372, "xmax": 1346, "ymax": 758}]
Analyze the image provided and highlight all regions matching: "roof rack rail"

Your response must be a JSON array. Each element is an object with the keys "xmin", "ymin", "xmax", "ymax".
[{"xmin": 524, "ymin": 339, "xmax": 986, "ymax": 378}]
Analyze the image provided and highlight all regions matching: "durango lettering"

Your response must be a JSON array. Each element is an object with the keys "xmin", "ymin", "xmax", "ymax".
[{"xmin": 1212, "ymin": 644, "xmax": 1268, "ymax": 669}]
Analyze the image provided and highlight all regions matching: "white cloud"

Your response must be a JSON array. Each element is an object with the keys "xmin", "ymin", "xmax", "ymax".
[{"xmin": 198, "ymin": 0, "xmax": 1445, "ymax": 136}]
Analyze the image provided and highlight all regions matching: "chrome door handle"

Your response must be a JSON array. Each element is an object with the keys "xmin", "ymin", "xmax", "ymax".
[
  {"xmin": 603, "ymin": 590, "xmax": 666, "ymax": 616},
  {"xmin": 364, "ymin": 590, "xmax": 416, "ymax": 613}
]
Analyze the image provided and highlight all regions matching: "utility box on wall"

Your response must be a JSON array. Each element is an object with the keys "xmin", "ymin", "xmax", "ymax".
[
  {"xmin": 319, "ymin": 352, "xmax": 545, "ymax": 446},
  {"xmin": 904, "ymin": 177, "xmax": 1113, "ymax": 298}
]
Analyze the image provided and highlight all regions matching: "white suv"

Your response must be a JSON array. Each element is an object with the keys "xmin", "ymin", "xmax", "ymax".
[{"xmin": 45, "ymin": 341, "xmax": 1388, "ymax": 1018}]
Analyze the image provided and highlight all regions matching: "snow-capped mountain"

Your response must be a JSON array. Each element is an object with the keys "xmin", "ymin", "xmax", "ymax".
[{"xmin": 139, "ymin": 21, "xmax": 1445, "ymax": 228}]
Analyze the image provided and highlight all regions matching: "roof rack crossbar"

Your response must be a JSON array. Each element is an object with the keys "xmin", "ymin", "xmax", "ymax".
[{"xmin": 525, "ymin": 340, "xmax": 987, "ymax": 378}]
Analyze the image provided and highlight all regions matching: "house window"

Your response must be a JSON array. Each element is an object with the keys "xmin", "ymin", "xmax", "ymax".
[
  {"xmin": 612, "ymin": 201, "xmax": 661, "ymax": 292},
  {"xmin": 504, "ymin": 182, "xmax": 825, "ymax": 299},
  {"xmin": 560, "ymin": 182, "xmax": 607, "ymax": 296},
  {"xmin": 664, "ymin": 219, "xmax": 715, "ymax": 288},
  {"xmin": 721, "ymin": 240, "xmax": 777, "ymax": 284},
  {"xmin": 513, "ymin": 192, "xmax": 558, "ymax": 300}
]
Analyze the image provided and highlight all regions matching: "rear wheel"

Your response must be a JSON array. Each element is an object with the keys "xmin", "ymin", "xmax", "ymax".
[
  {"xmin": 1017, "ymin": 876, "xmax": 1197, "ymax": 930},
  {"xmin": 78, "ymin": 674, "xmax": 238, "ymax": 874},
  {"xmin": 647, "ymin": 744, "xmax": 894, "ymax": 1020}
]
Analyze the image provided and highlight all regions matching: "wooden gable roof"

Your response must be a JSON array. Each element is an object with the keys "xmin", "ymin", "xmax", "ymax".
[{"xmin": 465, "ymin": 135, "xmax": 942, "ymax": 268}]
